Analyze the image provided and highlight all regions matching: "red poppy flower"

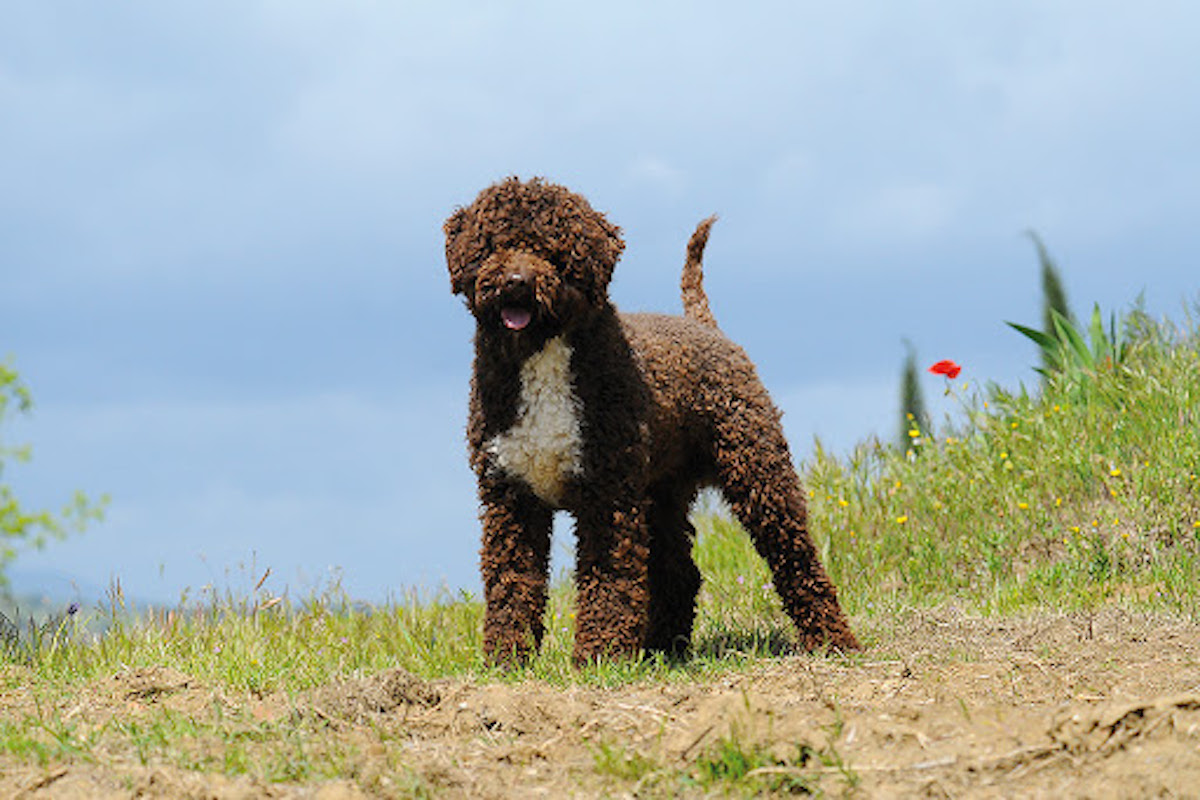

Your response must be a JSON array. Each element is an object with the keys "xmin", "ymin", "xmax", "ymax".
[{"xmin": 928, "ymin": 360, "xmax": 962, "ymax": 379}]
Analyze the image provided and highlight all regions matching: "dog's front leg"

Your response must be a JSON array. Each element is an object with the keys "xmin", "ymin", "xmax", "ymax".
[
  {"xmin": 571, "ymin": 502, "xmax": 651, "ymax": 665},
  {"xmin": 477, "ymin": 479, "xmax": 553, "ymax": 667}
]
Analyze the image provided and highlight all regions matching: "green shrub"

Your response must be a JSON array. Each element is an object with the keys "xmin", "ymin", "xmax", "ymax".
[{"xmin": 0, "ymin": 359, "xmax": 105, "ymax": 591}]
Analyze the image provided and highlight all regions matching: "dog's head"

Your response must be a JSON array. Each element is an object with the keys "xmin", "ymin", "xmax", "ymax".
[{"xmin": 444, "ymin": 177, "xmax": 625, "ymax": 346}]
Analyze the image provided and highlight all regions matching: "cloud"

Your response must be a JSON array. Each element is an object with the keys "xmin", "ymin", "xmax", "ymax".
[
  {"xmin": 832, "ymin": 182, "xmax": 962, "ymax": 243},
  {"xmin": 622, "ymin": 157, "xmax": 687, "ymax": 196}
]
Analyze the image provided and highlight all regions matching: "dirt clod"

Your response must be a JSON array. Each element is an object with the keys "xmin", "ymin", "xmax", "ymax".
[
  {"xmin": 114, "ymin": 665, "xmax": 196, "ymax": 702},
  {"xmin": 305, "ymin": 666, "xmax": 442, "ymax": 724}
]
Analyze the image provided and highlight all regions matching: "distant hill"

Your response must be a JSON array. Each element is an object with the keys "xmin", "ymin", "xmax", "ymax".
[{"xmin": 3, "ymin": 566, "xmax": 159, "ymax": 617}]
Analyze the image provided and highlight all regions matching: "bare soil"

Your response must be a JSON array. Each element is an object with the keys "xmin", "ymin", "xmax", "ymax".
[{"xmin": 4, "ymin": 607, "xmax": 1200, "ymax": 798}]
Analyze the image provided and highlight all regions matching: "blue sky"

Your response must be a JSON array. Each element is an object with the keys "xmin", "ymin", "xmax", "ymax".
[{"xmin": 4, "ymin": 3, "xmax": 1199, "ymax": 605}]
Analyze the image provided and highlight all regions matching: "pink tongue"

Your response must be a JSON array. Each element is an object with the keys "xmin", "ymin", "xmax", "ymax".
[{"xmin": 501, "ymin": 307, "xmax": 532, "ymax": 331}]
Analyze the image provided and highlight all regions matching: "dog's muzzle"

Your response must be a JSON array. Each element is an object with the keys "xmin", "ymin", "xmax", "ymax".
[
  {"xmin": 499, "ymin": 272, "xmax": 534, "ymax": 330},
  {"xmin": 475, "ymin": 252, "xmax": 556, "ymax": 334}
]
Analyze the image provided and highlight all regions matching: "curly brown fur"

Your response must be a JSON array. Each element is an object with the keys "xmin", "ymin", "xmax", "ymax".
[
  {"xmin": 681, "ymin": 215, "xmax": 718, "ymax": 327},
  {"xmin": 445, "ymin": 176, "xmax": 858, "ymax": 665}
]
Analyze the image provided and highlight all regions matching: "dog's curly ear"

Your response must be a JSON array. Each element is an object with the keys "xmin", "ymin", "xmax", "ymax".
[
  {"xmin": 577, "ymin": 216, "xmax": 626, "ymax": 302},
  {"xmin": 443, "ymin": 207, "xmax": 474, "ymax": 297}
]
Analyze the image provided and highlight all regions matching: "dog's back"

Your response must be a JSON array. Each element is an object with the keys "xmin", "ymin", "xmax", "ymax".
[{"xmin": 619, "ymin": 309, "xmax": 761, "ymax": 487}]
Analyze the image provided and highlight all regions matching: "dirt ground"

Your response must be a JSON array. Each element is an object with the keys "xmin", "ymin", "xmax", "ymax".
[{"xmin": 3, "ymin": 607, "xmax": 1200, "ymax": 798}]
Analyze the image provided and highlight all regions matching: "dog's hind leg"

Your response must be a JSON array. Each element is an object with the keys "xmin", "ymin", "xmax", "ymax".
[
  {"xmin": 710, "ymin": 400, "xmax": 860, "ymax": 652},
  {"xmin": 644, "ymin": 485, "xmax": 702, "ymax": 657},
  {"xmin": 478, "ymin": 480, "xmax": 554, "ymax": 666}
]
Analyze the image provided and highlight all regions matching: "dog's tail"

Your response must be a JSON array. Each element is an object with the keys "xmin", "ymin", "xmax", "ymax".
[{"xmin": 681, "ymin": 215, "xmax": 718, "ymax": 327}]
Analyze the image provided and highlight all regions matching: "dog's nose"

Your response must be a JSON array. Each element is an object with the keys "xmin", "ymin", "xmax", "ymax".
[{"xmin": 506, "ymin": 272, "xmax": 528, "ymax": 287}]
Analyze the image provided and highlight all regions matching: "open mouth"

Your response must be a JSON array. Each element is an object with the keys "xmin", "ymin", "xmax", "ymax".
[{"xmin": 500, "ymin": 306, "xmax": 533, "ymax": 331}]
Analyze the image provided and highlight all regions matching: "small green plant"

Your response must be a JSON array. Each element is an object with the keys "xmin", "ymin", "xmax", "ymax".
[
  {"xmin": 695, "ymin": 733, "xmax": 793, "ymax": 790},
  {"xmin": 898, "ymin": 339, "xmax": 930, "ymax": 455},
  {"xmin": 0, "ymin": 358, "xmax": 106, "ymax": 588},
  {"xmin": 1027, "ymin": 230, "xmax": 1076, "ymax": 375},
  {"xmin": 590, "ymin": 739, "xmax": 660, "ymax": 782},
  {"xmin": 0, "ymin": 602, "xmax": 80, "ymax": 663},
  {"xmin": 1007, "ymin": 303, "xmax": 1128, "ymax": 387},
  {"xmin": 690, "ymin": 731, "xmax": 839, "ymax": 795}
]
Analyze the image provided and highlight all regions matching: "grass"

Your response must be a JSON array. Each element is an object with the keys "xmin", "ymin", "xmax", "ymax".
[
  {"xmin": 592, "ymin": 712, "xmax": 860, "ymax": 796},
  {"xmin": 808, "ymin": 304, "xmax": 1200, "ymax": 621},
  {"xmin": 3, "ymin": 301, "xmax": 1200, "ymax": 794}
]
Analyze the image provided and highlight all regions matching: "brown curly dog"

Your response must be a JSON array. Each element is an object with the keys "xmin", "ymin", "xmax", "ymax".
[{"xmin": 444, "ymin": 176, "xmax": 859, "ymax": 665}]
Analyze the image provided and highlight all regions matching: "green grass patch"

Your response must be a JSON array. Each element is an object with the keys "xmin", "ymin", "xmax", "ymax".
[
  {"xmin": 806, "ymin": 306, "xmax": 1200, "ymax": 619},
  {"xmin": 610, "ymin": 719, "xmax": 860, "ymax": 797},
  {"xmin": 9, "ymin": 307, "xmax": 1200, "ymax": 689}
]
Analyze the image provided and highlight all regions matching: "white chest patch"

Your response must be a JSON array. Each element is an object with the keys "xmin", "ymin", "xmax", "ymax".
[{"xmin": 486, "ymin": 336, "xmax": 584, "ymax": 504}]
